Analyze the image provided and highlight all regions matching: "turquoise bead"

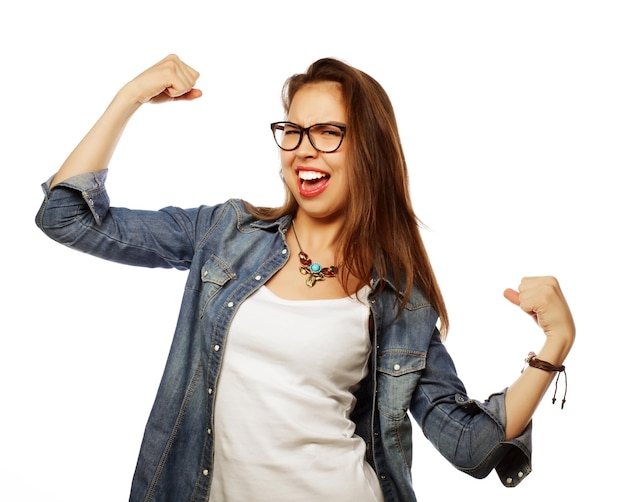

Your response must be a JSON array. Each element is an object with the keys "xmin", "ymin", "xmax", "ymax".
[{"xmin": 310, "ymin": 263, "xmax": 322, "ymax": 273}]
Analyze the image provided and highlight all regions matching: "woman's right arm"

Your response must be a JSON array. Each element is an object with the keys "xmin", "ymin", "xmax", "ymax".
[{"xmin": 50, "ymin": 54, "xmax": 201, "ymax": 187}]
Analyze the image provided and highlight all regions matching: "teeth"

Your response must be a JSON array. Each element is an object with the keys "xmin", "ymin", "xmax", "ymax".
[{"xmin": 299, "ymin": 171, "xmax": 327, "ymax": 181}]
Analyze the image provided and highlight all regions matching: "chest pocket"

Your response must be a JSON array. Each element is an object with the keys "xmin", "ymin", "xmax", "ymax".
[
  {"xmin": 376, "ymin": 350, "xmax": 426, "ymax": 420},
  {"xmin": 199, "ymin": 255, "xmax": 236, "ymax": 319}
]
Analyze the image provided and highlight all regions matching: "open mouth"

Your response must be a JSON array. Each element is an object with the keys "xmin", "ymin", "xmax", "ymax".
[{"xmin": 297, "ymin": 169, "xmax": 330, "ymax": 197}]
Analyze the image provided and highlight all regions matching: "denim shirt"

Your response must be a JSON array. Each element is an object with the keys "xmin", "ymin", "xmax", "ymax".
[{"xmin": 36, "ymin": 170, "xmax": 532, "ymax": 502}]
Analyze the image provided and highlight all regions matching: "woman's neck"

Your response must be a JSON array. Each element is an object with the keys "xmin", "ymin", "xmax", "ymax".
[{"xmin": 291, "ymin": 211, "xmax": 344, "ymax": 252}]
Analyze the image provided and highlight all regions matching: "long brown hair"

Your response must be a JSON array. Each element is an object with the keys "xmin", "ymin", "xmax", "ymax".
[{"xmin": 246, "ymin": 58, "xmax": 449, "ymax": 337}]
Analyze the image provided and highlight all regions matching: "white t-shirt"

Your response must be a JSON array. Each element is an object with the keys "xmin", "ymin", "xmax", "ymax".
[{"xmin": 209, "ymin": 285, "xmax": 384, "ymax": 502}]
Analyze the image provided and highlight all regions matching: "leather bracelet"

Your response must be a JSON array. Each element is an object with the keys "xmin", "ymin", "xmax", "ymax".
[{"xmin": 523, "ymin": 352, "xmax": 568, "ymax": 409}]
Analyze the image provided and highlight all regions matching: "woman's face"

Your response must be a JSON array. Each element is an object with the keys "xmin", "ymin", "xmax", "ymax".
[{"xmin": 280, "ymin": 81, "xmax": 349, "ymax": 223}]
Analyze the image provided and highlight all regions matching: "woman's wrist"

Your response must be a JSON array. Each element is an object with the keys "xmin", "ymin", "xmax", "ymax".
[{"xmin": 535, "ymin": 331, "xmax": 574, "ymax": 367}]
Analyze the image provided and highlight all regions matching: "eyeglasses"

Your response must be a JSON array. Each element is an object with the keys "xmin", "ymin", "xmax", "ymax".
[{"xmin": 270, "ymin": 121, "xmax": 346, "ymax": 153}]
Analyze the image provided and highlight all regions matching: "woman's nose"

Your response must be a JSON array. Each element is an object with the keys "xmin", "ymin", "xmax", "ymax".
[{"xmin": 294, "ymin": 132, "xmax": 318, "ymax": 157}]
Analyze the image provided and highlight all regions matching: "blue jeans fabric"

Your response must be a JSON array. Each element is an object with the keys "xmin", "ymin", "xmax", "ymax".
[{"xmin": 36, "ymin": 170, "xmax": 532, "ymax": 502}]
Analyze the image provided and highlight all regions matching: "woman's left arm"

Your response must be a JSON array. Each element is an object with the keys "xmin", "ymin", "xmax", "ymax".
[{"xmin": 502, "ymin": 276, "xmax": 576, "ymax": 439}]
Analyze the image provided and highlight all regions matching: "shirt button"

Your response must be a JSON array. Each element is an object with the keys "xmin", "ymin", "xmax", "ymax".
[
  {"xmin": 506, "ymin": 477, "xmax": 513, "ymax": 484},
  {"xmin": 394, "ymin": 364, "xmax": 401, "ymax": 371},
  {"xmin": 518, "ymin": 471, "xmax": 524, "ymax": 478},
  {"xmin": 255, "ymin": 275, "xmax": 261, "ymax": 281},
  {"xmin": 227, "ymin": 302, "xmax": 234, "ymax": 308},
  {"xmin": 282, "ymin": 249, "xmax": 287, "ymax": 254},
  {"xmin": 214, "ymin": 345, "xmax": 220, "ymax": 351},
  {"xmin": 208, "ymin": 388, "xmax": 213, "ymax": 394},
  {"xmin": 207, "ymin": 428, "xmax": 212, "ymax": 435},
  {"xmin": 202, "ymin": 469, "xmax": 209, "ymax": 476}
]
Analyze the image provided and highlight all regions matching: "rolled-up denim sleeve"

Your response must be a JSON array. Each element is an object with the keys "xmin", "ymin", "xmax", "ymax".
[
  {"xmin": 412, "ymin": 333, "xmax": 532, "ymax": 487},
  {"xmin": 35, "ymin": 169, "xmax": 203, "ymax": 270},
  {"xmin": 38, "ymin": 170, "xmax": 111, "ymax": 224}
]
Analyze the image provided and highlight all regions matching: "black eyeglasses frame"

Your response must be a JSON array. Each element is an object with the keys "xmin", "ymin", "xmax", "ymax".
[{"xmin": 270, "ymin": 121, "xmax": 347, "ymax": 153}]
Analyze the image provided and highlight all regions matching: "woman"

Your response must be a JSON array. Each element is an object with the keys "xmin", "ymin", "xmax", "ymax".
[{"xmin": 36, "ymin": 54, "xmax": 575, "ymax": 502}]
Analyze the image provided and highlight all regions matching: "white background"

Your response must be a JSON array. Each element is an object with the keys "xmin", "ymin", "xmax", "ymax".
[{"xmin": 1, "ymin": 1, "xmax": 624, "ymax": 500}]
